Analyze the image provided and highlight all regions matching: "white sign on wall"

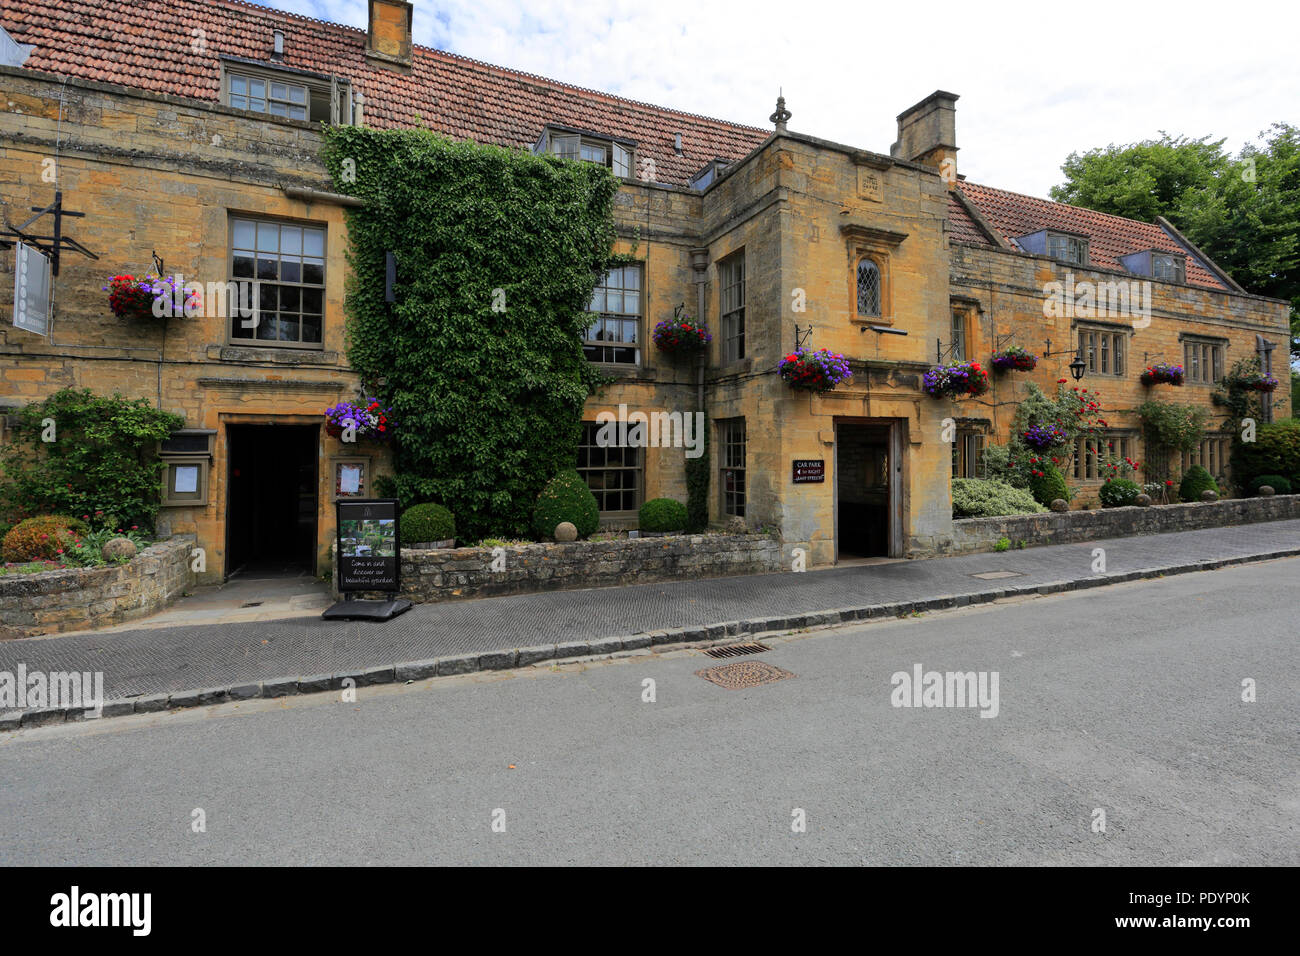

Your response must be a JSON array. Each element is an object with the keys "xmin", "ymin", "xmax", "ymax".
[{"xmin": 13, "ymin": 242, "xmax": 50, "ymax": 337}]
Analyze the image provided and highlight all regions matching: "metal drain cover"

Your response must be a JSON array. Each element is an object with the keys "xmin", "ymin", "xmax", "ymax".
[
  {"xmin": 696, "ymin": 660, "xmax": 795, "ymax": 689},
  {"xmin": 705, "ymin": 642, "xmax": 770, "ymax": 659},
  {"xmin": 240, "ymin": 601, "xmax": 264, "ymax": 608},
  {"xmin": 969, "ymin": 570, "xmax": 1024, "ymax": 580}
]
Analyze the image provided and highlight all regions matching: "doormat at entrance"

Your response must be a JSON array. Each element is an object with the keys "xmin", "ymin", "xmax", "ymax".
[{"xmin": 695, "ymin": 660, "xmax": 795, "ymax": 690}]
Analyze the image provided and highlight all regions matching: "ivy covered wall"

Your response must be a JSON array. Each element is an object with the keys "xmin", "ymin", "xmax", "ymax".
[{"xmin": 322, "ymin": 127, "xmax": 618, "ymax": 539}]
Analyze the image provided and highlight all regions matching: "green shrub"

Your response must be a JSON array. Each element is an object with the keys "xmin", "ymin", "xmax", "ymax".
[
  {"xmin": 321, "ymin": 125, "xmax": 619, "ymax": 541},
  {"xmin": 1247, "ymin": 474, "xmax": 1292, "ymax": 495},
  {"xmin": 639, "ymin": 497, "xmax": 688, "ymax": 533},
  {"xmin": 993, "ymin": 537, "xmax": 1011, "ymax": 552},
  {"xmin": 1027, "ymin": 463, "xmax": 1070, "ymax": 507},
  {"xmin": 1098, "ymin": 477, "xmax": 1142, "ymax": 507},
  {"xmin": 2, "ymin": 516, "xmax": 85, "ymax": 562},
  {"xmin": 401, "ymin": 503, "xmax": 456, "ymax": 544},
  {"xmin": 1179, "ymin": 465, "xmax": 1218, "ymax": 502},
  {"xmin": 952, "ymin": 479, "xmax": 1047, "ymax": 518},
  {"xmin": 1234, "ymin": 419, "xmax": 1300, "ymax": 485},
  {"xmin": 531, "ymin": 470, "xmax": 599, "ymax": 539},
  {"xmin": 0, "ymin": 389, "xmax": 183, "ymax": 533}
]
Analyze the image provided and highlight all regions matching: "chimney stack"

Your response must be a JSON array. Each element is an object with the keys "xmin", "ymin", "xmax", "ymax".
[
  {"xmin": 890, "ymin": 90, "xmax": 958, "ymax": 185},
  {"xmin": 366, "ymin": 0, "xmax": 414, "ymax": 71}
]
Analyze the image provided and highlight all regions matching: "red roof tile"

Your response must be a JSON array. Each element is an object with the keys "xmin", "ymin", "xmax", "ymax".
[
  {"xmin": 1, "ymin": 0, "xmax": 770, "ymax": 187},
  {"xmin": 956, "ymin": 181, "xmax": 1227, "ymax": 290}
]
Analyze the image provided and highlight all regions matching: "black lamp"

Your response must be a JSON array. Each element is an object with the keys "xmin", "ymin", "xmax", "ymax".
[{"xmin": 1068, "ymin": 353, "xmax": 1086, "ymax": 381}]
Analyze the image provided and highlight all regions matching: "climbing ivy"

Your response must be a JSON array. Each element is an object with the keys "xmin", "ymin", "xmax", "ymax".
[
  {"xmin": 321, "ymin": 126, "xmax": 619, "ymax": 539},
  {"xmin": 1137, "ymin": 399, "xmax": 1209, "ymax": 482}
]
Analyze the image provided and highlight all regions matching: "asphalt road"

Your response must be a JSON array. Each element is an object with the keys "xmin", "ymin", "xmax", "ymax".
[{"xmin": 2, "ymin": 559, "xmax": 1296, "ymax": 866}]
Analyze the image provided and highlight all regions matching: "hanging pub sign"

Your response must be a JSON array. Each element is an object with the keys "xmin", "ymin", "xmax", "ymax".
[
  {"xmin": 792, "ymin": 459, "xmax": 825, "ymax": 483},
  {"xmin": 336, "ymin": 498, "xmax": 402, "ymax": 593},
  {"xmin": 12, "ymin": 242, "xmax": 51, "ymax": 337}
]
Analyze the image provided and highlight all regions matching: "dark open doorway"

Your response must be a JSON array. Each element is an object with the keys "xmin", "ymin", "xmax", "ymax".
[
  {"xmin": 836, "ymin": 423, "xmax": 891, "ymax": 558},
  {"xmin": 225, "ymin": 425, "xmax": 318, "ymax": 577}
]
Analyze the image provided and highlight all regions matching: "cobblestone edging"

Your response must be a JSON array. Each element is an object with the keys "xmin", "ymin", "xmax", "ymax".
[
  {"xmin": 943, "ymin": 495, "xmax": 1300, "ymax": 554},
  {"xmin": 0, "ymin": 535, "xmax": 196, "ymax": 640},
  {"xmin": 343, "ymin": 532, "xmax": 785, "ymax": 602},
  {"xmin": 9, "ymin": 544, "xmax": 1298, "ymax": 730}
]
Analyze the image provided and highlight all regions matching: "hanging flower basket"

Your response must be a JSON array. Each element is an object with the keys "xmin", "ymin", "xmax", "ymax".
[
  {"xmin": 990, "ymin": 346, "xmax": 1038, "ymax": 372},
  {"xmin": 1021, "ymin": 423, "xmax": 1068, "ymax": 451},
  {"xmin": 325, "ymin": 398, "xmax": 394, "ymax": 442},
  {"xmin": 778, "ymin": 348, "xmax": 853, "ymax": 393},
  {"xmin": 652, "ymin": 305, "xmax": 712, "ymax": 355},
  {"xmin": 1140, "ymin": 363, "xmax": 1185, "ymax": 387},
  {"xmin": 1240, "ymin": 372, "xmax": 1279, "ymax": 392},
  {"xmin": 923, "ymin": 361, "xmax": 989, "ymax": 399},
  {"xmin": 102, "ymin": 273, "xmax": 196, "ymax": 320}
]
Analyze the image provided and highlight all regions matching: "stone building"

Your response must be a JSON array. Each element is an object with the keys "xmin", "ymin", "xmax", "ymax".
[{"xmin": 0, "ymin": 0, "xmax": 1290, "ymax": 579}]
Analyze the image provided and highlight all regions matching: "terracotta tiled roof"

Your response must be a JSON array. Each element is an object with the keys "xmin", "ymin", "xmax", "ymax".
[
  {"xmin": 946, "ymin": 191, "xmax": 993, "ymax": 245},
  {"xmin": 956, "ymin": 181, "xmax": 1227, "ymax": 290},
  {"xmin": 1, "ymin": 0, "xmax": 771, "ymax": 187}
]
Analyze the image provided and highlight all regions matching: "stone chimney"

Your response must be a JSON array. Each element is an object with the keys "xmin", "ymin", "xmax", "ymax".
[
  {"xmin": 890, "ymin": 90, "xmax": 958, "ymax": 185},
  {"xmin": 366, "ymin": 0, "xmax": 414, "ymax": 71}
]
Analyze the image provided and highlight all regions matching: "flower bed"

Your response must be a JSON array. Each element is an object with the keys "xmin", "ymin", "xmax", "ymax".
[
  {"xmin": 990, "ymin": 347, "xmax": 1038, "ymax": 372},
  {"xmin": 325, "ymin": 397, "xmax": 394, "ymax": 441},
  {"xmin": 1140, "ymin": 363, "xmax": 1185, "ymax": 387},
  {"xmin": 778, "ymin": 348, "xmax": 852, "ymax": 393},
  {"xmin": 923, "ymin": 361, "xmax": 989, "ymax": 398}
]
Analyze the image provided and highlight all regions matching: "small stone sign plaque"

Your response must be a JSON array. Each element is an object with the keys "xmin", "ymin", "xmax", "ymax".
[{"xmin": 792, "ymin": 459, "xmax": 825, "ymax": 483}]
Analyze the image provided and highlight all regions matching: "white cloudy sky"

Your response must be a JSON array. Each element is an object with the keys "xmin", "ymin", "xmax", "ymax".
[{"xmin": 280, "ymin": 0, "xmax": 1296, "ymax": 199}]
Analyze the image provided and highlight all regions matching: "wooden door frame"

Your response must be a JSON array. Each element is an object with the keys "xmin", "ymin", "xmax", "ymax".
[{"xmin": 833, "ymin": 416, "xmax": 906, "ymax": 560}]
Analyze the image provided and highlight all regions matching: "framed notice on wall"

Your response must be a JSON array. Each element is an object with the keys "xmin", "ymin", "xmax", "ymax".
[
  {"xmin": 335, "ymin": 498, "xmax": 401, "ymax": 593},
  {"xmin": 792, "ymin": 459, "xmax": 825, "ymax": 483},
  {"xmin": 332, "ymin": 457, "xmax": 369, "ymax": 499}
]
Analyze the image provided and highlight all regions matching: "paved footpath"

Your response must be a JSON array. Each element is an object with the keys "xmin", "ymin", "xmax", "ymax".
[{"xmin": 3, "ymin": 519, "xmax": 1299, "ymax": 723}]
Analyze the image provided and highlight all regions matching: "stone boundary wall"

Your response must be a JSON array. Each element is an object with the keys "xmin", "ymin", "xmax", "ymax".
[
  {"xmin": 344, "ymin": 533, "xmax": 786, "ymax": 603},
  {"xmin": 944, "ymin": 495, "xmax": 1300, "ymax": 554},
  {"xmin": 0, "ymin": 536, "xmax": 196, "ymax": 639}
]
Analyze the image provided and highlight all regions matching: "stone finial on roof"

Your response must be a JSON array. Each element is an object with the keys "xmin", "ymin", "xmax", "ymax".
[{"xmin": 769, "ymin": 90, "xmax": 791, "ymax": 134}]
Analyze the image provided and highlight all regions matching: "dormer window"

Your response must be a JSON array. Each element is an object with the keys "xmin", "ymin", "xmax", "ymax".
[
  {"xmin": 1015, "ymin": 229, "xmax": 1089, "ymax": 266},
  {"xmin": 688, "ymin": 159, "xmax": 731, "ymax": 191},
  {"xmin": 1046, "ymin": 233, "xmax": 1088, "ymax": 266},
  {"xmin": 1152, "ymin": 253, "xmax": 1185, "ymax": 283},
  {"xmin": 1118, "ymin": 248, "xmax": 1187, "ymax": 283},
  {"xmin": 536, "ymin": 127, "xmax": 634, "ymax": 177},
  {"xmin": 221, "ymin": 59, "xmax": 353, "ymax": 124}
]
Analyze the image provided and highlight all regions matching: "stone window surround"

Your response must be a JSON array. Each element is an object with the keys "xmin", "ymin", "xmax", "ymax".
[
  {"xmin": 226, "ymin": 213, "xmax": 329, "ymax": 351},
  {"xmin": 841, "ymin": 224, "xmax": 907, "ymax": 327},
  {"xmin": 1180, "ymin": 333, "xmax": 1229, "ymax": 385},
  {"xmin": 719, "ymin": 418, "xmax": 746, "ymax": 517},
  {"xmin": 218, "ymin": 56, "xmax": 354, "ymax": 125},
  {"xmin": 1072, "ymin": 320, "xmax": 1130, "ymax": 377}
]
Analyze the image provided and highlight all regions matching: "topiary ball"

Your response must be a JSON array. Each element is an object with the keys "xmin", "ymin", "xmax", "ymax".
[
  {"xmin": 1247, "ymin": 474, "xmax": 1291, "ymax": 496},
  {"xmin": 102, "ymin": 537, "xmax": 138, "ymax": 562},
  {"xmin": 1098, "ymin": 477, "xmax": 1142, "ymax": 508},
  {"xmin": 638, "ymin": 497, "xmax": 688, "ymax": 533},
  {"xmin": 532, "ymin": 470, "xmax": 599, "ymax": 540},
  {"xmin": 401, "ymin": 502, "xmax": 456, "ymax": 545},
  {"xmin": 1028, "ymin": 463, "xmax": 1070, "ymax": 508},
  {"xmin": 1178, "ymin": 465, "xmax": 1218, "ymax": 503}
]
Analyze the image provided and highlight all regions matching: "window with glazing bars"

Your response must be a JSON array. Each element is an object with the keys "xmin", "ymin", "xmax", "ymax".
[
  {"xmin": 577, "ymin": 422, "xmax": 640, "ymax": 513},
  {"xmin": 1073, "ymin": 434, "xmax": 1133, "ymax": 480},
  {"xmin": 1080, "ymin": 328, "xmax": 1126, "ymax": 376},
  {"xmin": 1183, "ymin": 340, "xmax": 1224, "ymax": 384},
  {"xmin": 951, "ymin": 429, "xmax": 984, "ymax": 478},
  {"xmin": 720, "ymin": 252, "xmax": 746, "ymax": 363},
  {"xmin": 720, "ymin": 420, "xmax": 746, "ymax": 516},
  {"xmin": 230, "ymin": 218, "xmax": 326, "ymax": 346},
  {"xmin": 857, "ymin": 258, "xmax": 881, "ymax": 318},
  {"xmin": 584, "ymin": 266, "xmax": 641, "ymax": 364}
]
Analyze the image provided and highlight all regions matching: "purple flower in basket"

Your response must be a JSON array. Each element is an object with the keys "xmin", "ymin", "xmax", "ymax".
[
  {"xmin": 778, "ymin": 348, "xmax": 853, "ymax": 392},
  {"xmin": 1021, "ymin": 423, "xmax": 1067, "ymax": 450},
  {"xmin": 991, "ymin": 346, "xmax": 1038, "ymax": 372},
  {"xmin": 325, "ymin": 398, "xmax": 394, "ymax": 441}
]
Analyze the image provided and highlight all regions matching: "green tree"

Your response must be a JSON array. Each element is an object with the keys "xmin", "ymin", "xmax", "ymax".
[{"xmin": 1052, "ymin": 126, "xmax": 1300, "ymax": 358}]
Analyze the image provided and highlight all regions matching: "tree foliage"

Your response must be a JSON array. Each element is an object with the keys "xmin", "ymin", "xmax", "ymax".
[
  {"xmin": 1051, "ymin": 126, "xmax": 1300, "ymax": 357},
  {"xmin": 321, "ymin": 126, "xmax": 619, "ymax": 540},
  {"xmin": 0, "ymin": 389, "xmax": 182, "ymax": 533}
]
